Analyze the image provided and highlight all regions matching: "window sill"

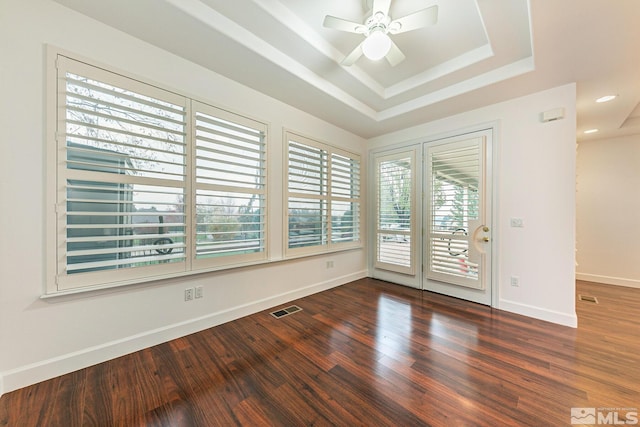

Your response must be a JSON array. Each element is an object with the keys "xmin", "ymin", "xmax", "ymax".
[{"xmin": 42, "ymin": 245, "xmax": 364, "ymax": 299}]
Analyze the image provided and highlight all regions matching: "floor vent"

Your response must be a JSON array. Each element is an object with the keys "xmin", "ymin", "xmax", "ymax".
[
  {"xmin": 578, "ymin": 294, "xmax": 599, "ymax": 303},
  {"xmin": 270, "ymin": 305, "xmax": 303, "ymax": 319}
]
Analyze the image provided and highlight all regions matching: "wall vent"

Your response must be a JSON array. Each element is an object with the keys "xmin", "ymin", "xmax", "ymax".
[
  {"xmin": 270, "ymin": 305, "xmax": 303, "ymax": 319},
  {"xmin": 578, "ymin": 294, "xmax": 598, "ymax": 303}
]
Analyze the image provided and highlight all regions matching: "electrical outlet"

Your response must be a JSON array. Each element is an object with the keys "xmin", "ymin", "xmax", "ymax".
[
  {"xmin": 195, "ymin": 286, "xmax": 203, "ymax": 299},
  {"xmin": 185, "ymin": 288, "xmax": 194, "ymax": 301},
  {"xmin": 510, "ymin": 276, "xmax": 520, "ymax": 287},
  {"xmin": 326, "ymin": 260, "xmax": 334, "ymax": 268}
]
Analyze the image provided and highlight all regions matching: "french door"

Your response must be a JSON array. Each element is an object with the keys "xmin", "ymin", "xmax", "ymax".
[
  {"xmin": 372, "ymin": 149, "xmax": 419, "ymax": 287},
  {"xmin": 423, "ymin": 131, "xmax": 492, "ymax": 305},
  {"xmin": 371, "ymin": 129, "xmax": 493, "ymax": 303}
]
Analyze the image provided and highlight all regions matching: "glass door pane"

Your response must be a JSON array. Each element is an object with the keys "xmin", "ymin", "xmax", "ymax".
[{"xmin": 374, "ymin": 151, "xmax": 415, "ymax": 275}]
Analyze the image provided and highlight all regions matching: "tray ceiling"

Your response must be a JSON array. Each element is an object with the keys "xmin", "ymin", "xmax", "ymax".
[{"xmin": 53, "ymin": 0, "xmax": 640, "ymax": 141}]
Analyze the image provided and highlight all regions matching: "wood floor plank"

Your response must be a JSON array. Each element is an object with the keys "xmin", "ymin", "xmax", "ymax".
[
  {"xmin": 80, "ymin": 362, "xmax": 115, "ymax": 426},
  {"xmin": 2, "ymin": 377, "xmax": 60, "ymax": 427},
  {"xmin": 48, "ymin": 369, "xmax": 86, "ymax": 427},
  {"xmin": 1, "ymin": 278, "xmax": 640, "ymax": 426}
]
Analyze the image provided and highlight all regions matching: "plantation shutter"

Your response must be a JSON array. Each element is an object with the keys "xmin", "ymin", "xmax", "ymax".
[
  {"xmin": 286, "ymin": 133, "xmax": 361, "ymax": 255},
  {"xmin": 193, "ymin": 102, "xmax": 267, "ymax": 268},
  {"xmin": 427, "ymin": 141, "xmax": 482, "ymax": 286},
  {"xmin": 375, "ymin": 152, "xmax": 415, "ymax": 274},
  {"xmin": 57, "ymin": 56, "xmax": 188, "ymax": 289},
  {"xmin": 287, "ymin": 140, "xmax": 328, "ymax": 250},
  {"xmin": 330, "ymin": 152, "xmax": 360, "ymax": 244}
]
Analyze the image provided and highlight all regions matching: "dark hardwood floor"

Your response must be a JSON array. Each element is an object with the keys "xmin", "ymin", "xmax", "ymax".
[{"xmin": 1, "ymin": 278, "xmax": 639, "ymax": 426}]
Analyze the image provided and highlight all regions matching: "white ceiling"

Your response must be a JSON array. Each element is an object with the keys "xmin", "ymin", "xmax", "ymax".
[{"xmin": 53, "ymin": 0, "xmax": 640, "ymax": 141}]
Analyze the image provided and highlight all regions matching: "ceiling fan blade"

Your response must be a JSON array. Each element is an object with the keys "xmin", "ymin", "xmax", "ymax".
[
  {"xmin": 341, "ymin": 42, "xmax": 364, "ymax": 66},
  {"xmin": 385, "ymin": 40, "xmax": 406, "ymax": 67},
  {"xmin": 323, "ymin": 15, "xmax": 367, "ymax": 34},
  {"xmin": 372, "ymin": 0, "xmax": 391, "ymax": 17},
  {"xmin": 389, "ymin": 5, "xmax": 438, "ymax": 34}
]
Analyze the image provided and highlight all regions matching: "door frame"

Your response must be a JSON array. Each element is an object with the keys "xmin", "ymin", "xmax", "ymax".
[
  {"xmin": 369, "ymin": 144, "xmax": 423, "ymax": 289},
  {"xmin": 421, "ymin": 129, "xmax": 496, "ymax": 306},
  {"xmin": 368, "ymin": 123, "xmax": 499, "ymax": 308}
]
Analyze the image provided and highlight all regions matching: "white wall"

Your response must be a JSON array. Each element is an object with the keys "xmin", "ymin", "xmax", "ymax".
[
  {"xmin": 577, "ymin": 135, "xmax": 640, "ymax": 288},
  {"xmin": 0, "ymin": 0, "xmax": 367, "ymax": 396},
  {"xmin": 368, "ymin": 84, "xmax": 578, "ymax": 328}
]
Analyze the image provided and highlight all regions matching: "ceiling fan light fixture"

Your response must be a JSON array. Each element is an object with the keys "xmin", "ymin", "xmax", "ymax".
[{"xmin": 362, "ymin": 30, "xmax": 391, "ymax": 61}]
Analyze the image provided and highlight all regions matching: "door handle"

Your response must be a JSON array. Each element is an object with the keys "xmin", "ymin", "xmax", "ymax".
[{"xmin": 471, "ymin": 225, "xmax": 491, "ymax": 254}]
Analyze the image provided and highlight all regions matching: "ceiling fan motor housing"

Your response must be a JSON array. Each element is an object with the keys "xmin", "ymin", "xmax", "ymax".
[{"xmin": 365, "ymin": 12, "xmax": 391, "ymax": 35}]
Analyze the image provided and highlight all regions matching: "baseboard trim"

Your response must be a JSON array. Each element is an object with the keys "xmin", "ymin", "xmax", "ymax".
[
  {"xmin": 576, "ymin": 273, "xmax": 640, "ymax": 289},
  {"xmin": 0, "ymin": 270, "xmax": 367, "ymax": 397},
  {"xmin": 499, "ymin": 299, "xmax": 578, "ymax": 328}
]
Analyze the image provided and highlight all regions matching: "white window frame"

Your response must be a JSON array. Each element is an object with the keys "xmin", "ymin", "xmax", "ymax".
[
  {"xmin": 192, "ymin": 101, "xmax": 268, "ymax": 270},
  {"xmin": 45, "ymin": 49, "xmax": 268, "ymax": 295},
  {"xmin": 284, "ymin": 131, "xmax": 362, "ymax": 258}
]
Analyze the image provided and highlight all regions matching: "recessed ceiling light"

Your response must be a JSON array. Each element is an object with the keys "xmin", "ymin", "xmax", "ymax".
[
  {"xmin": 596, "ymin": 95, "xmax": 617, "ymax": 103},
  {"xmin": 584, "ymin": 129, "xmax": 599, "ymax": 134}
]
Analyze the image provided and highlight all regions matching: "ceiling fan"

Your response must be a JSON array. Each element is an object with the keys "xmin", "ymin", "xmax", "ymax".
[{"xmin": 323, "ymin": 0, "xmax": 438, "ymax": 66}]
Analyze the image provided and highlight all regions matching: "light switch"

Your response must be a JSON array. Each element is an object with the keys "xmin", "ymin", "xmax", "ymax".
[{"xmin": 510, "ymin": 218, "xmax": 524, "ymax": 228}]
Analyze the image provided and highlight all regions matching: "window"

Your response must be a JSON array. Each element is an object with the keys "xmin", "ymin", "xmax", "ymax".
[
  {"xmin": 193, "ymin": 102, "xmax": 267, "ymax": 269},
  {"xmin": 285, "ymin": 132, "xmax": 361, "ymax": 256},
  {"xmin": 50, "ymin": 55, "xmax": 267, "ymax": 293},
  {"xmin": 374, "ymin": 151, "xmax": 415, "ymax": 274}
]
